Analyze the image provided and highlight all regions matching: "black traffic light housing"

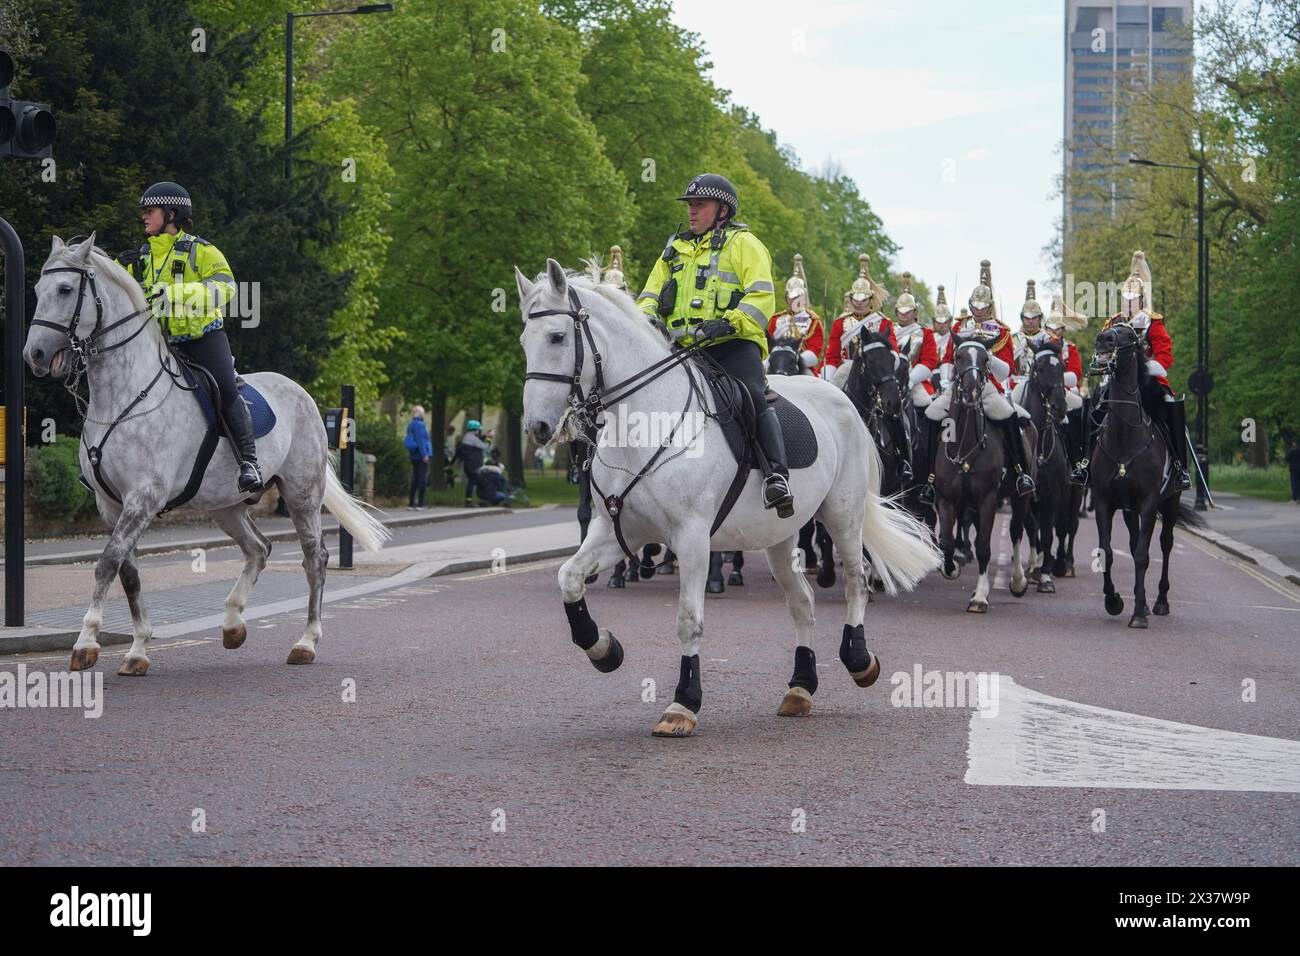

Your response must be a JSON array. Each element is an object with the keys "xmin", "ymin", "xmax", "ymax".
[{"xmin": 0, "ymin": 47, "xmax": 56, "ymax": 160}]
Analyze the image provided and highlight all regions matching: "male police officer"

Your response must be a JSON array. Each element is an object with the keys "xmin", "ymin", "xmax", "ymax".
[{"xmin": 634, "ymin": 174, "xmax": 791, "ymax": 516}]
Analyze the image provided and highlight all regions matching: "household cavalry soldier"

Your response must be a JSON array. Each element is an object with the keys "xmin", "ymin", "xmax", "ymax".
[
  {"xmin": 634, "ymin": 173, "xmax": 792, "ymax": 516},
  {"xmin": 1080, "ymin": 251, "xmax": 1191, "ymax": 490},
  {"xmin": 1011, "ymin": 279, "xmax": 1044, "ymax": 392},
  {"xmin": 116, "ymin": 181, "xmax": 262, "ymax": 493},
  {"xmin": 1043, "ymin": 292, "xmax": 1091, "ymax": 484},
  {"xmin": 930, "ymin": 285, "xmax": 955, "ymax": 391},
  {"xmin": 920, "ymin": 259, "xmax": 1036, "ymax": 503},
  {"xmin": 825, "ymin": 253, "xmax": 895, "ymax": 384},
  {"xmin": 602, "ymin": 244, "xmax": 629, "ymax": 291},
  {"xmin": 767, "ymin": 253, "xmax": 825, "ymax": 375},
  {"xmin": 894, "ymin": 271, "xmax": 940, "ymax": 408}
]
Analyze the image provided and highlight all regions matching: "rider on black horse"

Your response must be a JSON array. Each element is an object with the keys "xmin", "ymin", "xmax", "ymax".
[
  {"xmin": 115, "ymin": 182, "xmax": 263, "ymax": 494},
  {"xmin": 919, "ymin": 260, "xmax": 1037, "ymax": 504},
  {"xmin": 1073, "ymin": 251, "xmax": 1192, "ymax": 491},
  {"xmin": 633, "ymin": 173, "xmax": 793, "ymax": 517}
]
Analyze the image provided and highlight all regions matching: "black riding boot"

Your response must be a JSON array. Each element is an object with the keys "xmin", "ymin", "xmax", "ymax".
[
  {"xmin": 1163, "ymin": 398, "xmax": 1193, "ymax": 490},
  {"xmin": 1068, "ymin": 407, "xmax": 1090, "ymax": 486},
  {"xmin": 755, "ymin": 406, "xmax": 794, "ymax": 518},
  {"xmin": 889, "ymin": 417, "xmax": 914, "ymax": 482},
  {"xmin": 224, "ymin": 396, "xmax": 264, "ymax": 493},
  {"xmin": 999, "ymin": 415, "xmax": 1035, "ymax": 497},
  {"xmin": 919, "ymin": 416, "xmax": 941, "ymax": 505}
]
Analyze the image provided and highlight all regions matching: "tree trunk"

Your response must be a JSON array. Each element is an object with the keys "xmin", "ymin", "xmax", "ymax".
[
  {"xmin": 430, "ymin": 390, "xmax": 449, "ymax": 488},
  {"xmin": 505, "ymin": 408, "xmax": 524, "ymax": 487}
]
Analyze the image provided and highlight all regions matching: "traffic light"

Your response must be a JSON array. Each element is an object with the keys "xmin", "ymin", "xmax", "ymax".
[{"xmin": 0, "ymin": 47, "xmax": 55, "ymax": 160}]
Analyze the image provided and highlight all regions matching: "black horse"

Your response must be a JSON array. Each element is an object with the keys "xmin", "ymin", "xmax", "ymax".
[
  {"xmin": 1018, "ymin": 338, "xmax": 1070, "ymax": 593},
  {"xmin": 1088, "ymin": 323, "xmax": 1203, "ymax": 628},
  {"xmin": 932, "ymin": 334, "xmax": 1037, "ymax": 612}
]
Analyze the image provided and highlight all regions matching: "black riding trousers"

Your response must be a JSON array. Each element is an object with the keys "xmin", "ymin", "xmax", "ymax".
[{"xmin": 174, "ymin": 327, "xmax": 240, "ymax": 410}]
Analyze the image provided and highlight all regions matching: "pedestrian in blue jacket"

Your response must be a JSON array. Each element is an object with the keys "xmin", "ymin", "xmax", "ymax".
[{"xmin": 404, "ymin": 406, "xmax": 433, "ymax": 509}]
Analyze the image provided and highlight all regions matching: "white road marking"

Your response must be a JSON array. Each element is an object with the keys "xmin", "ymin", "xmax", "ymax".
[{"xmin": 966, "ymin": 677, "xmax": 1300, "ymax": 793}]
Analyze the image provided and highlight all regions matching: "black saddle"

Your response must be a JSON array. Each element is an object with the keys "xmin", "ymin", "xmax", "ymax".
[{"xmin": 697, "ymin": 358, "xmax": 818, "ymax": 472}]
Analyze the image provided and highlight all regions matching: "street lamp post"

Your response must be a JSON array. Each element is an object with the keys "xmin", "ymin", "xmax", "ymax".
[
  {"xmin": 1129, "ymin": 156, "xmax": 1210, "ymax": 509},
  {"xmin": 284, "ymin": 4, "xmax": 393, "ymax": 181}
]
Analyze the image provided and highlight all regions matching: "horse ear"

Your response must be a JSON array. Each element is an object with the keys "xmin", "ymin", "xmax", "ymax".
[
  {"xmin": 76, "ymin": 232, "xmax": 96, "ymax": 262},
  {"xmin": 545, "ymin": 258, "xmax": 567, "ymax": 296},
  {"xmin": 50, "ymin": 235, "xmax": 65, "ymax": 254},
  {"xmin": 514, "ymin": 266, "xmax": 536, "ymax": 304}
]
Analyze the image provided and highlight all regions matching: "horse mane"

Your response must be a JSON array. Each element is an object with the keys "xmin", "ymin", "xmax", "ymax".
[
  {"xmin": 47, "ymin": 242, "xmax": 149, "ymax": 315},
  {"xmin": 525, "ymin": 268, "xmax": 664, "ymax": 352}
]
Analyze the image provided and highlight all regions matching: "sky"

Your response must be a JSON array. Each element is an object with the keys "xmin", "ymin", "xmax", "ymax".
[{"xmin": 670, "ymin": 0, "xmax": 1064, "ymax": 318}]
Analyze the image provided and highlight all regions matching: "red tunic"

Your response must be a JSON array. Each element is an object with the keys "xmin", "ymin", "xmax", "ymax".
[
  {"xmin": 1104, "ymin": 313, "xmax": 1172, "ymax": 390},
  {"xmin": 942, "ymin": 324, "xmax": 1014, "ymax": 393},
  {"xmin": 898, "ymin": 325, "xmax": 939, "ymax": 395},
  {"xmin": 1061, "ymin": 339, "xmax": 1084, "ymax": 387},
  {"xmin": 768, "ymin": 310, "xmax": 826, "ymax": 374},
  {"xmin": 826, "ymin": 312, "xmax": 897, "ymax": 370}
]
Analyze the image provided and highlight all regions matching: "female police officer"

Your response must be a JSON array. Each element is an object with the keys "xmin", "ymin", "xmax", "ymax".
[
  {"xmin": 117, "ymin": 182, "xmax": 263, "ymax": 493},
  {"xmin": 632, "ymin": 174, "xmax": 791, "ymax": 516}
]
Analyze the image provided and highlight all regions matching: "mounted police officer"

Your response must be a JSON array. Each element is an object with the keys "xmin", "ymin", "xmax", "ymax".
[
  {"xmin": 634, "ymin": 173, "xmax": 791, "ymax": 516},
  {"xmin": 116, "ymin": 182, "xmax": 262, "ymax": 493}
]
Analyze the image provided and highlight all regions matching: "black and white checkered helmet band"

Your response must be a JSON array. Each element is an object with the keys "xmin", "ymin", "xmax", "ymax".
[
  {"xmin": 683, "ymin": 184, "xmax": 736, "ymax": 205},
  {"xmin": 139, "ymin": 194, "xmax": 189, "ymax": 206}
]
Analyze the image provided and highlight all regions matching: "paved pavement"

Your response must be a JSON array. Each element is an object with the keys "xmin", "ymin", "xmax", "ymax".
[
  {"xmin": 1199, "ymin": 491, "xmax": 1300, "ymax": 571},
  {"xmin": 1, "ymin": 504, "xmax": 1296, "ymax": 866}
]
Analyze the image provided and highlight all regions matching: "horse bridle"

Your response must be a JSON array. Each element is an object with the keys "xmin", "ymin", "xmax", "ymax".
[
  {"xmin": 946, "ymin": 339, "xmax": 991, "ymax": 467},
  {"xmin": 33, "ymin": 263, "xmax": 154, "ymax": 362},
  {"xmin": 1028, "ymin": 348, "xmax": 1066, "ymax": 463},
  {"xmin": 1092, "ymin": 323, "xmax": 1156, "ymax": 472}
]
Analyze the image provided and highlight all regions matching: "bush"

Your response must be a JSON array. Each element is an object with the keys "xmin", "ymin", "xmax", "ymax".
[
  {"xmin": 28, "ymin": 436, "xmax": 98, "ymax": 522},
  {"xmin": 356, "ymin": 415, "xmax": 409, "ymax": 499}
]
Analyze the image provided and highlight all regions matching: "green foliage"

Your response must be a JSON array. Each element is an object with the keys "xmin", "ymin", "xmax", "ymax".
[
  {"xmin": 28, "ymin": 436, "xmax": 97, "ymax": 521},
  {"xmin": 356, "ymin": 414, "xmax": 409, "ymax": 500}
]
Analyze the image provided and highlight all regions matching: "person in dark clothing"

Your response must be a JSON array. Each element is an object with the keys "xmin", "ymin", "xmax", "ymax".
[
  {"xmin": 451, "ymin": 419, "xmax": 490, "ymax": 506},
  {"xmin": 476, "ymin": 462, "xmax": 512, "ymax": 505},
  {"xmin": 403, "ymin": 405, "xmax": 433, "ymax": 509},
  {"xmin": 1287, "ymin": 437, "xmax": 1300, "ymax": 503}
]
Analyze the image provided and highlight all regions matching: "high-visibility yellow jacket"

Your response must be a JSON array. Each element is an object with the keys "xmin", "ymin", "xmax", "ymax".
[
  {"xmin": 633, "ymin": 224, "xmax": 774, "ymax": 357},
  {"xmin": 116, "ymin": 229, "xmax": 236, "ymax": 342}
]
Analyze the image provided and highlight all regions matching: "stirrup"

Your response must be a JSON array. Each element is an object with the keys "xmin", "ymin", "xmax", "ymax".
[
  {"xmin": 1015, "ymin": 470, "xmax": 1036, "ymax": 497},
  {"xmin": 1070, "ymin": 459, "xmax": 1090, "ymax": 486},
  {"xmin": 919, "ymin": 481, "xmax": 936, "ymax": 505},
  {"xmin": 238, "ymin": 462, "xmax": 264, "ymax": 493},
  {"xmin": 764, "ymin": 473, "xmax": 794, "ymax": 518},
  {"xmin": 1174, "ymin": 465, "xmax": 1192, "ymax": 490},
  {"xmin": 899, "ymin": 459, "xmax": 914, "ymax": 481}
]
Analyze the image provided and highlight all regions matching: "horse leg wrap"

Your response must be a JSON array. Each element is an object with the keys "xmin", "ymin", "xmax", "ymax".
[
  {"xmin": 673, "ymin": 654, "xmax": 702, "ymax": 713},
  {"xmin": 563, "ymin": 598, "xmax": 599, "ymax": 651},
  {"xmin": 839, "ymin": 624, "xmax": 870, "ymax": 673},
  {"xmin": 789, "ymin": 646, "xmax": 818, "ymax": 694}
]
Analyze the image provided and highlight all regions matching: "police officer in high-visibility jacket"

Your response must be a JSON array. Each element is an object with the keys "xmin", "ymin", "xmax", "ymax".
[
  {"xmin": 634, "ymin": 173, "xmax": 791, "ymax": 516},
  {"xmin": 116, "ymin": 182, "xmax": 262, "ymax": 493}
]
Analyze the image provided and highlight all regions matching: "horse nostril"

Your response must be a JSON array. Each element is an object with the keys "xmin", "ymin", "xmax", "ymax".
[{"xmin": 32, "ymin": 347, "xmax": 44, "ymax": 362}]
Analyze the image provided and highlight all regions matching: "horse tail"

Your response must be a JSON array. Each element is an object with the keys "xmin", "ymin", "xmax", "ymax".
[
  {"xmin": 322, "ymin": 457, "xmax": 391, "ymax": 552},
  {"xmin": 860, "ymin": 442, "xmax": 942, "ymax": 595}
]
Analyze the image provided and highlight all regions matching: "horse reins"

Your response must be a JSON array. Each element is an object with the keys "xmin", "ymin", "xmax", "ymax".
[
  {"xmin": 1091, "ymin": 325, "xmax": 1159, "ymax": 478},
  {"xmin": 945, "ymin": 340, "xmax": 991, "ymax": 469}
]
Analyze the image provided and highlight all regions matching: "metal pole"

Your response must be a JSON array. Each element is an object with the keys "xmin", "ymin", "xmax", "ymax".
[
  {"xmin": 284, "ymin": 13, "xmax": 293, "ymax": 181},
  {"xmin": 1, "ymin": 215, "xmax": 25, "ymax": 625},
  {"xmin": 1193, "ymin": 164, "xmax": 1208, "ymax": 509},
  {"xmin": 339, "ymin": 384, "xmax": 354, "ymax": 569}
]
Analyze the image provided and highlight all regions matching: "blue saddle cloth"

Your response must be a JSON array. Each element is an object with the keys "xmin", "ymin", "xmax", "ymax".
[{"xmin": 180, "ymin": 365, "xmax": 277, "ymax": 438}]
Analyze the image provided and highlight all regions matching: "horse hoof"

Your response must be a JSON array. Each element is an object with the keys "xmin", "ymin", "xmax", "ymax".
[
  {"xmin": 1010, "ymin": 582, "xmax": 1028, "ymax": 598},
  {"xmin": 728, "ymin": 572, "xmax": 744, "ymax": 587},
  {"xmin": 638, "ymin": 565, "xmax": 656, "ymax": 580},
  {"xmin": 117, "ymin": 656, "xmax": 149, "ymax": 677},
  {"xmin": 1062, "ymin": 567, "xmax": 1075, "ymax": 578},
  {"xmin": 222, "ymin": 624, "xmax": 247, "ymax": 649},
  {"xmin": 1037, "ymin": 580, "xmax": 1055, "ymax": 594},
  {"xmin": 656, "ymin": 564, "xmax": 675, "ymax": 576},
  {"xmin": 816, "ymin": 569, "xmax": 836, "ymax": 589},
  {"xmin": 590, "ymin": 632, "xmax": 623, "ymax": 673},
  {"xmin": 69, "ymin": 646, "xmax": 99, "ymax": 671},
  {"xmin": 967, "ymin": 600, "xmax": 989, "ymax": 614},
  {"xmin": 651, "ymin": 707, "xmax": 697, "ymax": 737},
  {"xmin": 1153, "ymin": 601, "xmax": 1170, "ymax": 616},
  {"xmin": 706, "ymin": 579, "xmax": 724, "ymax": 595},
  {"xmin": 1104, "ymin": 594, "xmax": 1124, "ymax": 616},
  {"xmin": 1128, "ymin": 615, "xmax": 1149, "ymax": 629},
  {"xmin": 606, "ymin": 575, "xmax": 625, "ymax": 589},
  {"xmin": 849, "ymin": 652, "xmax": 881, "ymax": 688},
  {"xmin": 777, "ymin": 686, "xmax": 813, "ymax": 717},
  {"xmin": 286, "ymin": 646, "xmax": 315, "ymax": 665},
  {"xmin": 941, "ymin": 564, "xmax": 961, "ymax": 580}
]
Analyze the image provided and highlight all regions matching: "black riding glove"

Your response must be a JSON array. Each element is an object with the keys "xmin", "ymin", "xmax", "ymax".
[{"xmin": 695, "ymin": 318, "xmax": 734, "ymax": 340}]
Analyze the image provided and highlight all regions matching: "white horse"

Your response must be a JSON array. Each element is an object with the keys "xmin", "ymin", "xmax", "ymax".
[
  {"xmin": 517, "ymin": 260, "xmax": 940, "ymax": 737},
  {"xmin": 23, "ymin": 234, "xmax": 389, "ymax": 675}
]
